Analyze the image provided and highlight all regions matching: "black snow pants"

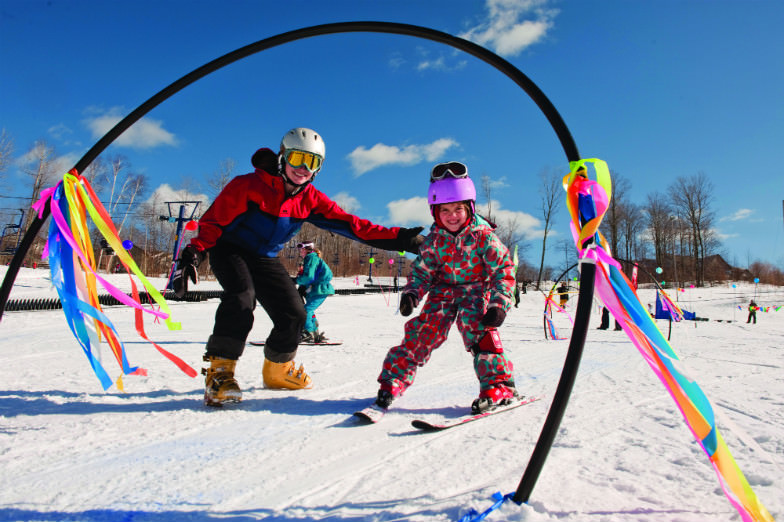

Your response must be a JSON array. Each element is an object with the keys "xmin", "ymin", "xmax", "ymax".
[{"xmin": 205, "ymin": 243, "xmax": 306, "ymax": 363}]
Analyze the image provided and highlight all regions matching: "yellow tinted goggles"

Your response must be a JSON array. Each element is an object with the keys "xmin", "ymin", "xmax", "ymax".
[{"xmin": 284, "ymin": 149, "xmax": 323, "ymax": 173}]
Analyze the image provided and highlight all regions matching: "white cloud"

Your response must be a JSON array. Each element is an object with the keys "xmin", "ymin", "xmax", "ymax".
[
  {"xmin": 460, "ymin": 0, "xmax": 558, "ymax": 57},
  {"xmin": 145, "ymin": 183, "xmax": 210, "ymax": 216},
  {"xmin": 477, "ymin": 199, "xmax": 544, "ymax": 239},
  {"xmin": 57, "ymin": 152, "xmax": 81, "ymax": 172},
  {"xmin": 388, "ymin": 53, "xmax": 405, "ymax": 70},
  {"xmin": 385, "ymin": 196, "xmax": 543, "ymax": 239},
  {"xmin": 387, "ymin": 197, "xmax": 432, "ymax": 227},
  {"xmin": 484, "ymin": 175, "xmax": 511, "ymax": 190},
  {"xmin": 16, "ymin": 144, "xmax": 77, "ymax": 176},
  {"xmin": 720, "ymin": 208, "xmax": 754, "ymax": 222},
  {"xmin": 415, "ymin": 47, "xmax": 468, "ymax": 72},
  {"xmin": 48, "ymin": 123, "xmax": 78, "ymax": 146},
  {"xmin": 347, "ymin": 138, "xmax": 459, "ymax": 176},
  {"xmin": 331, "ymin": 191, "xmax": 361, "ymax": 213},
  {"xmin": 84, "ymin": 107, "xmax": 178, "ymax": 149},
  {"xmin": 713, "ymin": 229, "xmax": 738, "ymax": 242}
]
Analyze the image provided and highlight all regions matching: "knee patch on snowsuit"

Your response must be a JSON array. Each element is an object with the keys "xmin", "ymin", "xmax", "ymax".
[
  {"xmin": 471, "ymin": 329, "xmax": 515, "ymax": 392},
  {"xmin": 469, "ymin": 329, "xmax": 503, "ymax": 355}
]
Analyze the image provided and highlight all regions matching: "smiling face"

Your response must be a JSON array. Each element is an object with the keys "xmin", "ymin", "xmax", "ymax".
[
  {"xmin": 437, "ymin": 202, "xmax": 469, "ymax": 233},
  {"xmin": 284, "ymin": 162, "xmax": 316, "ymax": 187}
]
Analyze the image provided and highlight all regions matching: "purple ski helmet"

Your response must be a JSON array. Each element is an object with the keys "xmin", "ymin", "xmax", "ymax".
[{"xmin": 428, "ymin": 176, "xmax": 476, "ymax": 217}]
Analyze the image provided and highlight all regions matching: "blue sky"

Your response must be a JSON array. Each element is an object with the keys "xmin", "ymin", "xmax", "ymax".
[{"xmin": 1, "ymin": 0, "xmax": 782, "ymax": 271}]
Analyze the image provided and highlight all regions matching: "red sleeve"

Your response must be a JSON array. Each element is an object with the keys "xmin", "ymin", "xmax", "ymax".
[
  {"xmin": 190, "ymin": 175, "xmax": 252, "ymax": 251},
  {"xmin": 304, "ymin": 188, "xmax": 402, "ymax": 244}
]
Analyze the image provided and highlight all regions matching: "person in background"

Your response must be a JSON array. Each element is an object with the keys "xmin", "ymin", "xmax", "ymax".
[
  {"xmin": 558, "ymin": 282, "xmax": 569, "ymax": 308},
  {"xmin": 295, "ymin": 241, "xmax": 334, "ymax": 343},
  {"xmin": 172, "ymin": 127, "xmax": 424, "ymax": 406},
  {"xmin": 598, "ymin": 306, "xmax": 623, "ymax": 331},
  {"xmin": 372, "ymin": 162, "xmax": 517, "ymax": 415},
  {"xmin": 597, "ymin": 307, "xmax": 610, "ymax": 330},
  {"xmin": 747, "ymin": 299, "xmax": 758, "ymax": 324}
]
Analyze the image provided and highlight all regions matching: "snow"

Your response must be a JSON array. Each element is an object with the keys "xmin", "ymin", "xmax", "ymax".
[{"xmin": 0, "ymin": 266, "xmax": 782, "ymax": 522}]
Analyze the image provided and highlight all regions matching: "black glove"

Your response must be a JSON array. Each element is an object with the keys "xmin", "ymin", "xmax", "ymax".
[
  {"xmin": 480, "ymin": 307, "xmax": 506, "ymax": 328},
  {"xmin": 399, "ymin": 292, "xmax": 419, "ymax": 317},
  {"xmin": 172, "ymin": 245, "xmax": 204, "ymax": 298},
  {"xmin": 397, "ymin": 226, "xmax": 425, "ymax": 255},
  {"xmin": 298, "ymin": 285, "xmax": 308, "ymax": 302}
]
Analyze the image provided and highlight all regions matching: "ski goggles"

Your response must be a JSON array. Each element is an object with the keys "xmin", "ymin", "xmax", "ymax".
[
  {"xmin": 297, "ymin": 242, "xmax": 314, "ymax": 249},
  {"xmin": 430, "ymin": 161, "xmax": 468, "ymax": 181},
  {"xmin": 284, "ymin": 149, "xmax": 323, "ymax": 173}
]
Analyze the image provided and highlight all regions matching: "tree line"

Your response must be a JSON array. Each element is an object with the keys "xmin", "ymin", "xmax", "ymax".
[{"xmin": 1, "ymin": 130, "xmax": 781, "ymax": 287}]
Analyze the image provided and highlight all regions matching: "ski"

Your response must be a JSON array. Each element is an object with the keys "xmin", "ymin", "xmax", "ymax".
[
  {"xmin": 411, "ymin": 396, "xmax": 540, "ymax": 431},
  {"xmin": 353, "ymin": 403, "xmax": 387, "ymax": 424},
  {"xmin": 249, "ymin": 340, "xmax": 343, "ymax": 346}
]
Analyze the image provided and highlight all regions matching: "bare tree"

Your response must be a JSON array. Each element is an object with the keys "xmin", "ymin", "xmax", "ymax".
[
  {"xmin": 669, "ymin": 172, "xmax": 715, "ymax": 286},
  {"xmin": 493, "ymin": 213, "xmax": 529, "ymax": 257},
  {"xmin": 207, "ymin": 158, "xmax": 236, "ymax": 200},
  {"xmin": 20, "ymin": 140, "xmax": 59, "ymax": 234},
  {"xmin": 557, "ymin": 238, "xmax": 576, "ymax": 277},
  {"xmin": 101, "ymin": 154, "xmax": 148, "ymax": 235},
  {"xmin": 618, "ymin": 201, "xmax": 645, "ymax": 261},
  {"xmin": 0, "ymin": 128, "xmax": 14, "ymax": 184},
  {"xmin": 642, "ymin": 191, "xmax": 672, "ymax": 267},
  {"xmin": 81, "ymin": 156, "xmax": 107, "ymax": 193},
  {"xmin": 604, "ymin": 171, "xmax": 631, "ymax": 257},
  {"xmin": 535, "ymin": 167, "xmax": 562, "ymax": 290},
  {"xmin": 479, "ymin": 174, "xmax": 494, "ymax": 223}
]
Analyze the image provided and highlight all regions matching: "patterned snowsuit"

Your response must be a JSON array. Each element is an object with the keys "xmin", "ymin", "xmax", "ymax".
[
  {"xmin": 295, "ymin": 251, "xmax": 335, "ymax": 333},
  {"xmin": 378, "ymin": 215, "xmax": 516, "ymax": 398}
]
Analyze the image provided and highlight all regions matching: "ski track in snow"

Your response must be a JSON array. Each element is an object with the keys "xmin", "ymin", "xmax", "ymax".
[{"xmin": 0, "ymin": 269, "xmax": 782, "ymax": 521}]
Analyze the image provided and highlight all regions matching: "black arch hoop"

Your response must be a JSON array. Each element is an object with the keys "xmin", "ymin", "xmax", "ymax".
[{"xmin": 0, "ymin": 21, "xmax": 595, "ymax": 504}]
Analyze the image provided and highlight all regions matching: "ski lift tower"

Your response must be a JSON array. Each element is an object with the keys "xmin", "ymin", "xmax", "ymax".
[
  {"xmin": 160, "ymin": 201, "xmax": 201, "ymax": 290},
  {"xmin": 360, "ymin": 247, "xmax": 377, "ymax": 285}
]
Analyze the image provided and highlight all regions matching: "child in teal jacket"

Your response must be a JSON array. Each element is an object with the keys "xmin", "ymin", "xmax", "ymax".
[{"xmin": 295, "ymin": 242, "xmax": 335, "ymax": 342}]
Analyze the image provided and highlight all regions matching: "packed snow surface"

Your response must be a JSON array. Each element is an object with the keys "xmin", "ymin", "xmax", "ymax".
[{"xmin": 0, "ymin": 267, "xmax": 781, "ymax": 521}]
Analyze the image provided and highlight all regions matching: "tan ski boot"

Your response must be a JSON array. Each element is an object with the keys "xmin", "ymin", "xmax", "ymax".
[
  {"xmin": 202, "ymin": 355, "xmax": 242, "ymax": 406},
  {"xmin": 262, "ymin": 358, "xmax": 313, "ymax": 389}
]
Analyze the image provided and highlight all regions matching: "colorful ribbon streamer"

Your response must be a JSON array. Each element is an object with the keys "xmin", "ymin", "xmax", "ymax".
[
  {"xmin": 564, "ymin": 159, "xmax": 773, "ymax": 522},
  {"xmin": 34, "ymin": 171, "xmax": 197, "ymax": 390},
  {"xmin": 543, "ymin": 294, "xmax": 572, "ymax": 340},
  {"xmin": 655, "ymin": 288, "xmax": 686, "ymax": 322}
]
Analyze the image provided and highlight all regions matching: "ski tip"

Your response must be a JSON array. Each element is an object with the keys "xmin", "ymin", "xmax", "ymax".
[
  {"xmin": 353, "ymin": 404, "xmax": 386, "ymax": 424},
  {"xmin": 353, "ymin": 412, "xmax": 379, "ymax": 424},
  {"xmin": 410, "ymin": 419, "xmax": 442, "ymax": 431}
]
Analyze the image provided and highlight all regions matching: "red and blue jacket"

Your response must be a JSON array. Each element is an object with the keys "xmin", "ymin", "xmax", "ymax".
[{"xmin": 190, "ymin": 157, "xmax": 403, "ymax": 257}]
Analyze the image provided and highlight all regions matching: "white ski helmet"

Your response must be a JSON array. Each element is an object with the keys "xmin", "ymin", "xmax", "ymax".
[{"xmin": 280, "ymin": 127, "xmax": 326, "ymax": 159}]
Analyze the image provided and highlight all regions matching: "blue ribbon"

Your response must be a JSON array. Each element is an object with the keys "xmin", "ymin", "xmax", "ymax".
[{"xmin": 457, "ymin": 492, "xmax": 514, "ymax": 522}]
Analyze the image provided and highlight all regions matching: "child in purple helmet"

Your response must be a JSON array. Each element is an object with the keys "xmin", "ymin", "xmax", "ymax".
[{"xmin": 374, "ymin": 162, "xmax": 518, "ymax": 414}]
